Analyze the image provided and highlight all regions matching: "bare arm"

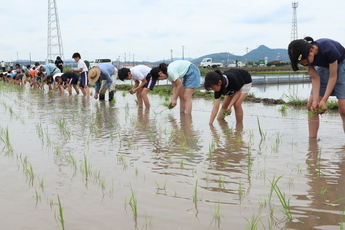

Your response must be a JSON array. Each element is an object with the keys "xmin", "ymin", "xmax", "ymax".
[
  {"xmin": 170, "ymin": 78, "xmax": 183, "ymax": 108},
  {"xmin": 209, "ymin": 98, "xmax": 221, "ymax": 125},
  {"xmin": 320, "ymin": 61, "xmax": 338, "ymax": 110},
  {"xmin": 308, "ymin": 66, "xmax": 321, "ymax": 111}
]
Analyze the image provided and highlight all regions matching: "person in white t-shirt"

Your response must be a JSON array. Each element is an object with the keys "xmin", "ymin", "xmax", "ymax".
[
  {"xmin": 1, "ymin": 61, "xmax": 5, "ymax": 72},
  {"xmin": 118, "ymin": 65, "xmax": 155, "ymax": 108},
  {"xmin": 71, "ymin": 52, "xmax": 89, "ymax": 96}
]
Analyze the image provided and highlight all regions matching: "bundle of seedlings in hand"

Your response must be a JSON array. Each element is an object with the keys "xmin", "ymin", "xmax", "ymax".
[
  {"xmin": 223, "ymin": 110, "xmax": 231, "ymax": 117},
  {"xmin": 307, "ymin": 107, "xmax": 326, "ymax": 118}
]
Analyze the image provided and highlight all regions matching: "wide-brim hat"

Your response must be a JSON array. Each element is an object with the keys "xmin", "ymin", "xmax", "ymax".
[{"xmin": 88, "ymin": 67, "xmax": 101, "ymax": 83}]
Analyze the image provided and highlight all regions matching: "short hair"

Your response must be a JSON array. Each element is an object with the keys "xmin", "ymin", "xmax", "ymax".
[
  {"xmin": 72, "ymin": 52, "xmax": 81, "ymax": 59},
  {"xmin": 204, "ymin": 70, "xmax": 223, "ymax": 91},
  {"xmin": 288, "ymin": 36, "xmax": 314, "ymax": 71},
  {"xmin": 26, "ymin": 65, "xmax": 31, "ymax": 69},
  {"xmin": 35, "ymin": 62, "xmax": 40, "ymax": 66},
  {"xmin": 118, "ymin": 68, "xmax": 130, "ymax": 81}
]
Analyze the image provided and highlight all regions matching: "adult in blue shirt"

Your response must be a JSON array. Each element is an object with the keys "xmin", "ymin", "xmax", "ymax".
[
  {"xmin": 288, "ymin": 36, "xmax": 345, "ymax": 138},
  {"xmin": 88, "ymin": 63, "xmax": 118, "ymax": 101}
]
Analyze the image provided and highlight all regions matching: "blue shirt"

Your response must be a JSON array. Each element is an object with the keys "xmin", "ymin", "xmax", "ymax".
[
  {"xmin": 95, "ymin": 64, "xmax": 117, "ymax": 93},
  {"xmin": 44, "ymin": 64, "xmax": 58, "ymax": 76},
  {"xmin": 167, "ymin": 60, "xmax": 191, "ymax": 82},
  {"xmin": 312, "ymin": 38, "xmax": 345, "ymax": 68}
]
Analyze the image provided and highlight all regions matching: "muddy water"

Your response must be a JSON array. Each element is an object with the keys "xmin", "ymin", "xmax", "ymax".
[{"xmin": 1, "ymin": 82, "xmax": 345, "ymax": 230}]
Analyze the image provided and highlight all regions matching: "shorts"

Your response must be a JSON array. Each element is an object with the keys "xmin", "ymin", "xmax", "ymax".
[
  {"xmin": 15, "ymin": 73, "xmax": 24, "ymax": 80},
  {"xmin": 182, "ymin": 64, "xmax": 201, "ymax": 89},
  {"xmin": 240, "ymin": 83, "xmax": 252, "ymax": 94},
  {"xmin": 79, "ymin": 71, "xmax": 88, "ymax": 87},
  {"xmin": 35, "ymin": 77, "xmax": 42, "ymax": 83},
  {"xmin": 68, "ymin": 74, "xmax": 79, "ymax": 85},
  {"xmin": 143, "ymin": 73, "xmax": 156, "ymax": 90},
  {"xmin": 314, "ymin": 59, "xmax": 345, "ymax": 99}
]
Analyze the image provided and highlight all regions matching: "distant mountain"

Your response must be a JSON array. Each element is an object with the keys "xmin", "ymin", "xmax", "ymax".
[
  {"xmin": 190, "ymin": 45, "xmax": 289, "ymax": 66},
  {"xmin": 10, "ymin": 45, "xmax": 289, "ymax": 67}
]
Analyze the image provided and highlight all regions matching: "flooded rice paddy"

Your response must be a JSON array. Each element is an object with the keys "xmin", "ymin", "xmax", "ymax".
[{"xmin": 1, "ymin": 81, "xmax": 345, "ymax": 230}]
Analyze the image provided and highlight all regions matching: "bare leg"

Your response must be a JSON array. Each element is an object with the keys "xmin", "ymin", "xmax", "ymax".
[
  {"xmin": 136, "ymin": 88, "xmax": 143, "ymax": 108},
  {"xmin": 141, "ymin": 88, "xmax": 151, "ymax": 108},
  {"xmin": 308, "ymin": 95, "xmax": 320, "ymax": 138},
  {"xmin": 182, "ymin": 88, "xmax": 194, "ymax": 114},
  {"xmin": 233, "ymin": 92, "xmax": 248, "ymax": 123},
  {"xmin": 72, "ymin": 84, "xmax": 80, "ymax": 94}
]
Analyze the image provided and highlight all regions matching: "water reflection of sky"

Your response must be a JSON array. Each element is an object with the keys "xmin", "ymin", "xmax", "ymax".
[{"xmin": 251, "ymin": 82, "xmax": 312, "ymax": 99}]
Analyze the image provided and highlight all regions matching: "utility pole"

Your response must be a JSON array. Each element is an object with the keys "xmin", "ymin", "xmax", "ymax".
[
  {"xmin": 47, "ymin": 0, "xmax": 64, "ymax": 61},
  {"xmin": 291, "ymin": 1, "xmax": 298, "ymax": 41},
  {"xmin": 182, "ymin": 46, "xmax": 184, "ymax": 60},
  {"xmin": 170, "ymin": 49, "xmax": 173, "ymax": 63}
]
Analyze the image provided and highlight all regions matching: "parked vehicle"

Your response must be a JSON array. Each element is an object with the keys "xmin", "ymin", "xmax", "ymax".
[
  {"xmin": 90, "ymin": 58, "xmax": 113, "ymax": 68},
  {"xmin": 199, "ymin": 58, "xmax": 223, "ymax": 68}
]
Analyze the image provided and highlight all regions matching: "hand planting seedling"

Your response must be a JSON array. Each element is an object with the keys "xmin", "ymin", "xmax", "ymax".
[
  {"xmin": 223, "ymin": 110, "xmax": 231, "ymax": 117},
  {"xmin": 307, "ymin": 107, "xmax": 326, "ymax": 118}
]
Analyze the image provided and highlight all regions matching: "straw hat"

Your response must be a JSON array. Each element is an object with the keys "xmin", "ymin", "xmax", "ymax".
[{"xmin": 88, "ymin": 67, "xmax": 101, "ymax": 83}]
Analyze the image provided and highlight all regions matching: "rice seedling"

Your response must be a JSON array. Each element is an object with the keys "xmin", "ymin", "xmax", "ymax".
[
  {"xmin": 0, "ymin": 126, "xmax": 13, "ymax": 153},
  {"xmin": 245, "ymin": 213, "xmax": 264, "ymax": 230},
  {"xmin": 66, "ymin": 153, "xmax": 77, "ymax": 170},
  {"xmin": 26, "ymin": 163, "xmax": 35, "ymax": 185},
  {"xmin": 192, "ymin": 179, "xmax": 200, "ymax": 202},
  {"xmin": 179, "ymin": 158, "xmax": 184, "ymax": 168},
  {"xmin": 144, "ymin": 212, "xmax": 152, "ymax": 230},
  {"xmin": 81, "ymin": 155, "xmax": 92, "ymax": 179},
  {"xmin": 222, "ymin": 109, "xmax": 231, "ymax": 117},
  {"xmin": 340, "ymin": 209, "xmax": 345, "ymax": 230},
  {"xmin": 320, "ymin": 187, "xmax": 327, "ymax": 195},
  {"xmin": 269, "ymin": 175, "xmax": 292, "ymax": 219},
  {"xmin": 135, "ymin": 167, "xmax": 139, "ymax": 176},
  {"xmin": 35, "ymin": 123, "xmax": 44, "ymax": 139},
  {"xmin": 223, "ymin": 161, "xmax": 229, "ymax": 166},
  {"xmin": 57, "ymin": 195, "xmax": 65, "ymax": 230},
  {"xmin": 155, "ymin": 180, "xmax": 167, "ymax": 192},
  {"xmin": 101, "ymin": 179, "xmax": 106, "ymax": 194},
  {"xmin": 247, "ymin": 148, "xmax": 252, "ymax": 173},
  {"xmin": 122, "ymin": 91, "xmax": 127, "ymax": 97},
  {"xmin": 217, "ymin": 175, "xmax": 225, "ymax": 190},
  {"xmin": 278, "ymin": 104, "xmax": 288, "ymax": 112},
  {"xmin": 208, "ymin": 139, "xmax": 216, "ymax": 159},
  {"xmin": 211, "ymin": 201, "xmax": 222, "ymax": 226},
  {"xmin": 39, "ymin": 177, "xmax": 45, "ymax": 190},
  {"xmin": 256, "ymin": 117, "xmax": 266, "ymax": 140},
  {"xmin": 307, "ymin": 108, "xmax": 326, "ymax": 118},
  {"xmin": 238, "ymin": 179, "xmax": 244, "ymax": 195},
  {"xmin": 35, "ymin": 187, "xmax": 41, "ymax": 202},
  {"xmin": 129, "ymin": 185, "xmax": 138, "ymax": 216},
  {"xmin": 284, "ymin": 92, "xmax": 307, "ymax": 106}
]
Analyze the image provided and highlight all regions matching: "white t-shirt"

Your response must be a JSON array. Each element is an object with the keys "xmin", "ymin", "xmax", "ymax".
[
  {"xmin": 1, "ymin": 61, "xmax": 5, "ymax": 67},
  {"xmin": 130, "ymin": 65, "xmax": 151, "ymax": 81},
  {"xmin": 78, "ymin": 59, "xmax": 88, "ymax": 72}
]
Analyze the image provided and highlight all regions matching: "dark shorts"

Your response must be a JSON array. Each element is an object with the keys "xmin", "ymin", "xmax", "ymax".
[
  {"xmin": 79, "ymin": 71, "xmax": 88, "ymax": 87},
  {"xmin": 68, "ymin": 74, "xmax": 79, "ymax": 85},
  {"xmin": 143, "ymin": 73, "xmax": 156, "ymax": 90},
  {"xmin": 15, "ymin": 73, "xmax": 24, "ymax": 80}
]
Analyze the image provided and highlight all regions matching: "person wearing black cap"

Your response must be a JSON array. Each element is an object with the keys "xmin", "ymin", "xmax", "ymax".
[{"xmin": 288, "ymin": 36, "xmax": 345, "ymax": 138}]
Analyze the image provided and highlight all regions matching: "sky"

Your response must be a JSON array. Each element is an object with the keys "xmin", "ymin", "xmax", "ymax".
[{"xmin": 1, "ymin": 0, "xmax": 345, "ymax": 63}]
